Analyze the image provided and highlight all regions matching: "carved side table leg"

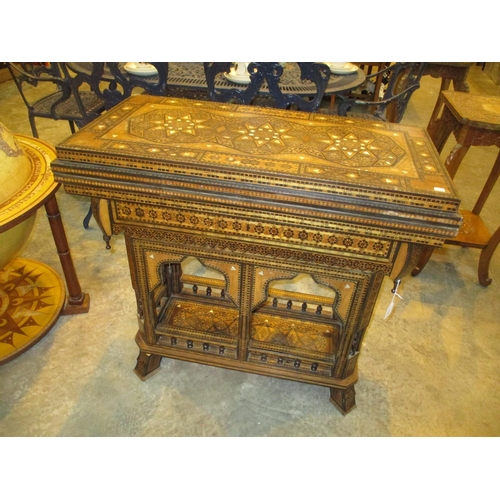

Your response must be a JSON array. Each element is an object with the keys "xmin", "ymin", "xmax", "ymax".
[
  {"xmin": 428, "ymin": 104, "xmax": 456, "ymax": 154},
  {"xmin": 428, "ymin": 80, "xmax": 451, "ymax": 136},
  {"xmin": 478, "ymin": 225, "xmax": 500, "ymax": 287},
  {"xmin": 445, "ymin": 142, "xmax": 471, "ymax": 179},
  {"xmin": 329, "ymin": 385, "xmax": 356, "ymax": 415},
  {"xmin": 411, "ymin": 245, "xmax": 436, "ymax": 277},
  {"xmin": 44, "ymin": 194, "xmax": 90, "ymax": 315},
  {"xmin": 134, "ymin": 350, "xmax": 162, "ymax": 380},
  {"xmin": 472, "ymin": 151, "xmax": 500, "ymax": 214}
]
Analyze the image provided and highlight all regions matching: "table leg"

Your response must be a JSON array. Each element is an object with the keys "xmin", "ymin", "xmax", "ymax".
[
  {"xmin": 472, "ymin": 151, "xmax": 500, "ymax": 215},
  {"xmin": 428, "ymin": 80, "xmax": 452, "ymax": 135},
  {"xmin": 445, "ymin": 142, "xmax": 470, "ymax": 179},
  {"xmin": 134, "ymin": 349, "xmax": 162, "ymax": 380},
  {"xmin": 428, "ymin": 108, "xmax": 453, "ymax": 154},
  {"xmin": 44, "ymin": 194, "xmax": 90, "ymax": 315},
  {"xmin": 478, "ymin": 224, "xmax": 500, "ymax": 287},
  {"xmin": 411, "ymin": 245, "xmax": 435, "ymax": 277},
  {"xmin": 330, "ymin": 385, "xmax": 356, "ymax": 415},
  {"xmin": 329, "ymin": 94, "xmax": 336, "ymax": 111}
]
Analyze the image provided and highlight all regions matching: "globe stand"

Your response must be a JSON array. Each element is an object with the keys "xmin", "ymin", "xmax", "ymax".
[
  {"xmin": 0, "ymin": 258, "xmax": 66, "ymax": 364},
  {"xmin": 0, "ymin": 134, "xmax": 89, "ymax": 364}
]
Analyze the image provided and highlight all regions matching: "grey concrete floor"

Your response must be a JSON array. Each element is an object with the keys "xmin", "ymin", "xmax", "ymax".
[{"xmin": 0, "ymin": 64, "xmax": 499, "ymax": 437}]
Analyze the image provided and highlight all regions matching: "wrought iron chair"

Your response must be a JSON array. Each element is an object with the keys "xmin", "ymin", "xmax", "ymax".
[
  {"xmin": 330, "ymin": 62, "xmax": 390, "ymax": 112},
  {"xmin": 336, "ymin": 62, "xmax": 428, "ymax": 123},
  {"xmin": 59, "ymin": 62, "xmax": 170, "ymax": 240},
  {"xmin": 60, "ymin": 62, "xmax": 169, "ymax": 110},
  {"xmin": 204, "ymin": 62, "xmax": 330, "ymax": 112},
  {"xmin": 7, "ymin": 62, "xmax": 105, "ymax": 138}
]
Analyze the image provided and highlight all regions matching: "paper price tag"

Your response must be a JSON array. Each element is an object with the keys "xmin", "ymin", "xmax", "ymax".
[{"xmin": 383, "ymin": 279, "xmax": 403, "ymax": 320}]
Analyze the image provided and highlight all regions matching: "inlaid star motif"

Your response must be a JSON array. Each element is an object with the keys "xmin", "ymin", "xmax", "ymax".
[
  {"xmin": 278, "ymin": 123, "xmax": 335, "ymax": 157},
  {"xmin": 322, "ymin": 129, "xmax": 405, "ymax": 167},
  {"xmin": 163, "ymin": 113, "xmax": 197, "ymax": 136},
  {"xmin": 128, "ymin": 109, "xmax": 216, "ymax": 143},
  {"xmin": 243, "ymin": 122, "xmax": 284, "ymax": 147},
  {"xmin": 232, "ymin": 119, "xmax": 289, "ymax": 154},
  {"xmin": 0, "ymin": 264, "xmax": 56, "ymax": 349}
]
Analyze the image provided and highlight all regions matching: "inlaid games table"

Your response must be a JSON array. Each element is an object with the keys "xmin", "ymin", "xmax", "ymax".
[{"xmin": 51, "ymin": 95, "xmax": 461, "ymax": 414}]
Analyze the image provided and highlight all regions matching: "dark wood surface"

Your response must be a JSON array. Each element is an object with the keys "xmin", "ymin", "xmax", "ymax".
[
  {"xmin": 51, "ymin": 95, "xmax": 461, "ymax": 414},
  {"xmin": 0, "ymin": 63, "xmax": 11, "ymax": 83}
]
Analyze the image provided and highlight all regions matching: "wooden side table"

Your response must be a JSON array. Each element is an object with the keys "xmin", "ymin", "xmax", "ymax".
[{"xmin": 412, "ymin": 90, "xmax": 500, "ymax": 286}]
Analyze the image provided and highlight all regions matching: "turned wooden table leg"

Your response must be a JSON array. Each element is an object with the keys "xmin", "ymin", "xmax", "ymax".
[{"xmin": 44, "ymin": 194, "xmax": 90, "ymax": 315}]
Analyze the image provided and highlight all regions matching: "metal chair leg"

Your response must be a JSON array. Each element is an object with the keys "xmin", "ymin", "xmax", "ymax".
[
  {"xmin": 29, "ymin": 114, "xmax": 39, "ymax": 138},
  {"xmin": 83, "ymin": 204, "xmax": 93, "ymax": 229}
]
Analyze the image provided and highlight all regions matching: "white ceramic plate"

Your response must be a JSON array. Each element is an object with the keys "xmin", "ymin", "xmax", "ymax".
[
  {"xmin": 224, "ymin": 71, "xmax": 251, "ymax": 84},
  {"xmin": 124, "ymin": 63, "xmax": 158, "ymax": 77},
  {"xmin": 324, "ymin": 62, "xmax": 358, "ymax": 75}
]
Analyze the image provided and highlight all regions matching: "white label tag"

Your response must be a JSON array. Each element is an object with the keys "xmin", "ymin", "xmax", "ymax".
[{"xmin": 383, "ymin": 280, "xmax": 403, "ymax": 320}]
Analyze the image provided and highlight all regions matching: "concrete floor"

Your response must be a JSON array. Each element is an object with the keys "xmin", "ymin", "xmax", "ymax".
[{"xmin": 0, "ymin": 64, "xmax": 499, "ymax": 437}]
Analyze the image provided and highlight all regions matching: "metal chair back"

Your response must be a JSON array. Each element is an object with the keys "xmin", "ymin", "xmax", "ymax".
[
  {"xmin": 337, "ymin": 62, "xmax": 428, "ymax": 123},
  {"xmin": 8, "ymin": 62, "xmax": 104, "ymax": 138},
  {"xmin": 204, "ymin": 62, "xmax": 331, "ymax": 112}
]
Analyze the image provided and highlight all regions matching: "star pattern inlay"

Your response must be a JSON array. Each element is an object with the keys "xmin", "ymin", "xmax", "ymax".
[
  {"xmin": 129, "ymin": 109, "xmax": 219, "ymax": 143},
  {"xmin": 126, "ymin": 107, "xmax": 406, "ymax": 168},
  {"xmin": 0, "ymin": 262, "xmax": 60, "ymax": 354}
]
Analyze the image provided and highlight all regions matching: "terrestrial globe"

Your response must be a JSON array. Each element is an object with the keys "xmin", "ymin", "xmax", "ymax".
[{"xmin": 0, "ymin": 121, "xmax": 37, "ymax": 270}]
